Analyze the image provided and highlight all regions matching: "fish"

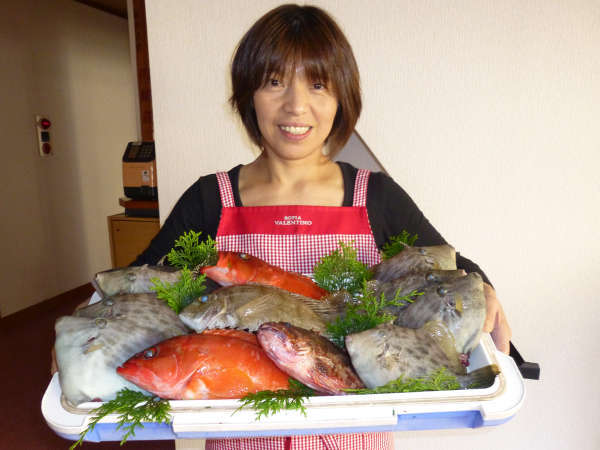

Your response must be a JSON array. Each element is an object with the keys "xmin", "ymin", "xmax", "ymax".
[
  {"xmin": 345, "ymin": 322, "xmax": 499, "ymax": 390},
  {"xmin": 370, "ymin": 269, "xmax": 466, "ymax": 306},
  {"xmin": 179, "ymin": 284, "xmax": 344, "ymax": 335},
  {"xmin": 392, "ymin": 272, "xmax": 486, "ymax": 356},
  {"xmin": 116, "ymin": 329, "xmax": 290, "ymax": 400},
  {"xmin": 371, "ymin": 244, "xmax": 457, "ymax": 283},
  {"xmin": 256, "ymin": 322, "xmax": 365, "ymax": 395},
  {"xmin": 201, "ymin": 251, "xmax": 329, "ymax": 299},
  {"xmin": 92, "ymin": 265, "xmax": 182, "ymax": 298},
  {"xmin": 93, "ymin": 264, "xmax": 222, "ymax": 299},
  {"xmin": 54, "ymin": 293, "xmax": 189, "ymax": 405}
]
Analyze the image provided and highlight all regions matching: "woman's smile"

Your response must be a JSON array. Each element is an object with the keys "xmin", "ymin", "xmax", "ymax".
[{"xmin": 278, "ymin": 124, "xmax": 313, "ymax": 140}]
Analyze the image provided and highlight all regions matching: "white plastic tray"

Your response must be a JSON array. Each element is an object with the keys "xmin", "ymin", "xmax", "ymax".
[{"xmin": 42, "ymin": 333, "xmax": 525, "ymax": 442}]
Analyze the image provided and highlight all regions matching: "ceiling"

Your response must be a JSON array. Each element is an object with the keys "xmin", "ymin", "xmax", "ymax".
[{"xmin": 74, "ymin": 0, "xmax": 128, "ymax": 19}]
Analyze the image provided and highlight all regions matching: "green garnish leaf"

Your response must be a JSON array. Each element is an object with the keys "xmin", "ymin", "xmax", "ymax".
[
  {"xmin": 326, "ymin": 283, "xmax": 423, "ymax": 349},
  {"xmin": 313, "ymin": 242, "xmax": 372, "ymax": 295},
  {"xmin": 151, "ymin": 267, "xmax": 207, "ymax": 313},
  {"xmin": 234, "ymin": 379, "xmax": 314, "ymax": 420},
  {"xmin": 381, "ymin": 230, "xmax": 419, "ymax": 259},
  {"xmin": 167, "ymin": 230, "xmax": 217, "ymax": 269},
  {"xmin": 344, "ymin": 368, "xmax": 461, "ymax": 394},
  {"xmin": 69, "ymin": 389, "xmax": 171, "ymax": 449}
]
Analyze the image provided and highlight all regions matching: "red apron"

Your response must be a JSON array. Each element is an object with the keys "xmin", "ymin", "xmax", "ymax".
[{"xmin": 206, "ymin": 168, "xmax": 392, "ymax": 450}]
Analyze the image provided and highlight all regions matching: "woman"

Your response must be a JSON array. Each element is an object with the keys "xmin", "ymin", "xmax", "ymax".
[{"xmin": 131, "ymin": 4, "xmax": 511, "ymax": 449}]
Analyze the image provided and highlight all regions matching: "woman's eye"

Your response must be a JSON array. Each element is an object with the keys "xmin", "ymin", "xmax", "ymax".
[
  {"xmin": 269, "ymin": 78, "xmax": 281, "ymax": 87},
  {"xmin": 313, "ymin": 82, "xmax": 325, "ymax": 90}
]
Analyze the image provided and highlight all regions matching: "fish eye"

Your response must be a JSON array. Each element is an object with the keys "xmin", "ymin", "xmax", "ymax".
[
  {"xmin": 144, "ymin": 347, "xmax": 157, "ymax": 359},
  {"xmin": 437, "ymin": 287, "xmax": 448, "ymax": 296},
  {"xmin": 200, "ymin": 295, "xmax": 208, "ymax": 303},
  {"xmin": 426, "ymin": 273, "xmax": 436, "ymax": 282},
  {"xmin": 239, "ymin": 253, "xmax": 249, "ymax": 260},
  {"xmin": 419, "ymin": 248, "xmax": 426, "ymax": 255},
  {"xmin": 94, "ymin": 318, "xmax": 108, "ymax": 329},
  {"xmin": 127, "ymin": 272, "xmax": 136, "ymax": 282}
]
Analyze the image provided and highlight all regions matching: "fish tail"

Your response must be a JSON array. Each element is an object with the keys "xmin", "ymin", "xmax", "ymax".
[{"xmin": 461, "ymin": 364, "xmax": 500, "ymax": 389}]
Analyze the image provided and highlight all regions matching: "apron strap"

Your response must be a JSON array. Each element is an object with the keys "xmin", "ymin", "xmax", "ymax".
[
  {"xmin": 216, "ymin": 172, "xmax": 236, "ymax": 208},
  {"xmin": 352, "ymin": 169, "xmax": 370, "ymax": 207}
]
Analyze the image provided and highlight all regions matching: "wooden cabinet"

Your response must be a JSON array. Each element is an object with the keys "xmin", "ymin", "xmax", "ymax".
[{"xmin": 108, "ymin": 214, "xmax": 160, "ymax": 268}]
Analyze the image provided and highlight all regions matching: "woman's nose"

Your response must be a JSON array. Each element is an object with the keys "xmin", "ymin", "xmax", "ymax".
[{"xmin": 282, "ymin": 81, "xmax": 308, "ymax": 115}]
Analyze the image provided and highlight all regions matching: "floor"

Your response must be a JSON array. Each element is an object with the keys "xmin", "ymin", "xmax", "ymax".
[{"xmin": 0, "ymin": 283, "xmax": 175, "ymax": 450}]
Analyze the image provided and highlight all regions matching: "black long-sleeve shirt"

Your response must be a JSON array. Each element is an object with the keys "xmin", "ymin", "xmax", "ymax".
[{"xmin": 132, "ymin": 162, "xmax": 489, "ymax": 284}]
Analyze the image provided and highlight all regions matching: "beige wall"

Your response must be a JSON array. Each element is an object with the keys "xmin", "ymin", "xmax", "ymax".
[
  {"xmin": 0, "ymin": 0, "xmax": 138, "ymax": 316},
  {"xmin": 146, "ymin": 1, "xmax": 600, "ymax": 449}
]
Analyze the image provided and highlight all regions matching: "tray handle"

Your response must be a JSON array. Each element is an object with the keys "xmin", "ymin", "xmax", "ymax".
[{"xmin": 509, "ymin": 342, "xmax": 540, "ymax": 380}]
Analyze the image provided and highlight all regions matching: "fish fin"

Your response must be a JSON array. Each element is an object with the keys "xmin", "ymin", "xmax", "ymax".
[
  {"xmin": 301, "ymin": 291, "xmax": 348, "ymax": 320},
  {"xmin": 234, "ymin": 294, "xmax": 275, "ymax": 318},
  {"xmin": 422, "ymin": 320, "xmax": 463, "ymax": 372},
  {"xmin": 462, "ymin": 364, "xmax": 500, "ymax": 389}
]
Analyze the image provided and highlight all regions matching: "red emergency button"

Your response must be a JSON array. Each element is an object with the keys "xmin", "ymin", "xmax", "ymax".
[
  {"xmin": 40, "ymin": 118, "xmax": 51, "ymax": 129},
  {"xmin": 42, "ymin": 143, "xmax": 52, "ymax": 154}
]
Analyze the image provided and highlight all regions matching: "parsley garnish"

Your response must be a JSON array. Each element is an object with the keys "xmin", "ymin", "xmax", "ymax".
[
  {"xmin": 313, "ymin": 242, "xmax": 372, "ymax": 295},
  {"xmin": 234, "ymin": 379, "xmax": 314, "ymax": 420},
  {"xmin": 167, "ymin": 230, "xmax": 217, "ymax": 269},
  {"xmin": 344, "ymin": 368, "xmax": 461, "ymax": 394},
  {"xmin": 151, "ymin": 267, "xmax": 206, "ymax": 314},
  {"xmin": 69, "ymin": 389, "xmax": 171, "ymax": 449},
  {"xmin": 381, "ymin": 230, "xmax": 419, "ymax": 259}
]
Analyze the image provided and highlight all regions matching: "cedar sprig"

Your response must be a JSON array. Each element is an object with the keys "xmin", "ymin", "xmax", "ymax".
[
  {"xmin": 313, "ymin": 242, "xmax": 372, "ymax": 296},
  {"xmin": 381, "ymin": 230, "xmax": 419, "ymax": 259},
  {"xmin": 344, "ymin": 367, "xmax": 461, "ymax": 394},
  {"xmin": 234, "ymin": 379, "xmax": 315, "ymax": 420},
  {"xmin": 326, "ymin": 283, "xmax": 423, "ymax": 349},
  {"xmin": 151, "ymin": 267, "xmax": 206, "ymax": 314},
  {"xmin": 167, "ymin": 230, "xmax": 217, "ymax": 269},
  {"xmin": 69, "ymin": 389, "xmax": 171, "ymax": 449}
]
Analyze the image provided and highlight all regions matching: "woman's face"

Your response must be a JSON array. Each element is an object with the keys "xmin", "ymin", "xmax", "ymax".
[{"xmin": 252, "ymin": 66, "xmax": 338, "ymax": 162}]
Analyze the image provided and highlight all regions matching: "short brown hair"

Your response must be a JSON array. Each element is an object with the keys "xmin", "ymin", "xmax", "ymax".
[{"xmin": 230, "ymin": 4, "xmax": 361, "ymax": 156}]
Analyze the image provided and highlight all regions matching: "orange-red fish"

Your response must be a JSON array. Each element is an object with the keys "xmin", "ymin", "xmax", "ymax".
[
  {"xmin": 200, "ymin": 251, "xmax": 329, "ymax": 300},
  {"xmin": 116, "ymin": 329, "xmax": 290, "ymax": 400}
]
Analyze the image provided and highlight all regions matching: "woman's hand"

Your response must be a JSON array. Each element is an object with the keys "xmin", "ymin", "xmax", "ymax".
[
  {"xmin": 50, "ymin": 296, "xmax": 93, "ymax": 376},
  {"xmin": 482, "ymin": 283, "xmax": 511, "ymax": 354}
]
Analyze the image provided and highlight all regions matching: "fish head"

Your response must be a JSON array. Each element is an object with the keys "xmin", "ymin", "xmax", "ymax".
[
  {"xmin": 117, "ymin": 335, "xmax": 199, "ymax": 399},
  {"xmin": 178, "ymin": 294, "xmax": 239, "ymax": 332},
  {"xmin": 93, "ymin": 266, "xmax": 144, "ymax": 297},
  {"xmin": 436, "ymin": 273, "xmax": 486, "ymax": 354},
  {"xmin": 256, "ymin": 322, "xmax": 309, "ymax": 368},
  {"xmin": 373, "ymin": 245, "xmax": 457, "ymax": 282},
  {"xmin": 200, "ymin": 252, "xmax": 261, "ymax": 286}
]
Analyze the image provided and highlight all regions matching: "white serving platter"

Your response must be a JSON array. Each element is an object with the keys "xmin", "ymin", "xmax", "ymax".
[{"xmin": 42, "ymin": 333, "xmax": 525, "ymax": 443}]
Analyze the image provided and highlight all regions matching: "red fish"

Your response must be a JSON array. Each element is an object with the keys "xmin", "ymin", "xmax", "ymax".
[
  {"xmin": 201, "ymin": 251, "xmax": 329, "ymax": 300},
  {"xmin": 116, "ymin": 329, "xmax": 290, "ymax": 400},
  {"xmin": 256, "ymin": 322, "xmax": 365, "ymax": 395}
]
